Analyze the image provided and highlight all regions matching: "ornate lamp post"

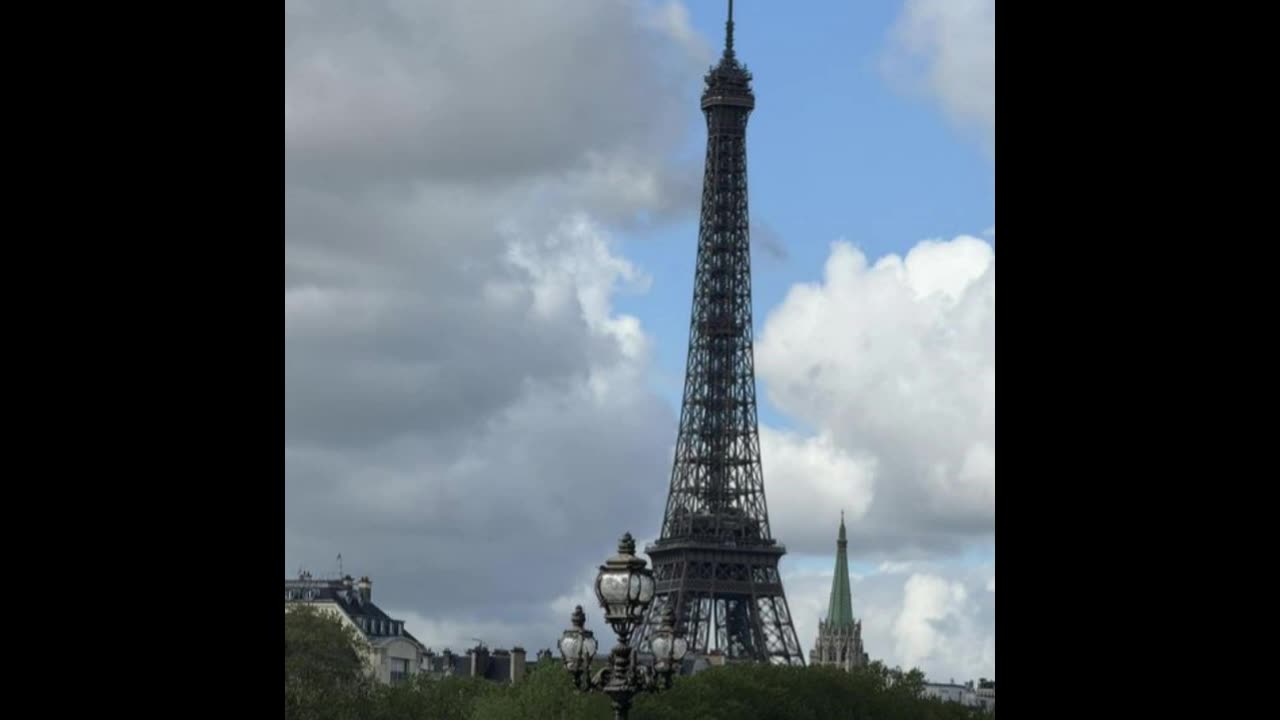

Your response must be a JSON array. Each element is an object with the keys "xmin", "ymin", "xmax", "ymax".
[{"xmin": 559, "ymin": 533, "xmax": 688, "ymax": 720}]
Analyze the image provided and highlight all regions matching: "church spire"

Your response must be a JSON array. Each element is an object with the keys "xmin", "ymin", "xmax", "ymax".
[{"xmin": 826, "ymin": 514, "xmax": 855, "ymax": 628}]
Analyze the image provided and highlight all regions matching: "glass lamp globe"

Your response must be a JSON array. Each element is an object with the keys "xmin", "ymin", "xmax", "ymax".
[
  {"xmin": 595, "ymin": 533, "xmax": 656, "ymax": 624},
  {"xmin": 596, "ymin": 567, "xmax": 631, "ymax": 618},
  {"xmin": 559, "ymin": 632, "xmax": 582, "ymax": 670},
  {"xmin": 559, "ymin": 605, "xmax": 596, "ymax": 673},
  {"xmin": 671, "ymin": 635, "xmax": 688, "ymax": 662},
  {"xmin": 631, "ymin": 572, "xmax": 656, "ymax": 618},
  {"xmin": 651, "ymin": 633, "xmax": 672, "ymax": 670},
  {"xmin": 650, "ymin": 605, "xmax": 687, "ymax": 673}
]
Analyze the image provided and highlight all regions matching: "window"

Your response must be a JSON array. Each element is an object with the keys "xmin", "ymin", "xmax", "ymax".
[{"xmin": 389, "ymin": 657, "xmax": 410, "ymax": 684}]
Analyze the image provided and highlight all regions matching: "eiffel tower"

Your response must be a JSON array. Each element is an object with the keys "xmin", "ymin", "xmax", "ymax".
[{"xmin": 636, "ymin": 0, "xmax": 804, "ymax": 666}]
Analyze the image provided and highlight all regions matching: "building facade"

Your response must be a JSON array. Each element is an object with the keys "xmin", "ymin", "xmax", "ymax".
[
  {"xmin": 809, "ymin": 516, "xmax": 870, "ymax": 671},
  {"xmin": 284, "ymin": 572, "xmax": 426, "ymax": 685},
  {"xmin": 421, "ymin": 643, "xmax": 526, "ymax": 685},
  {"xmin": 975, "ymin": 678, "xmax": 995, "ymax": 711},
  {"xmin": 921, "ymin": 678, "xmax": 994, "ymax": 711},
  {"xmin": 923, "ymin": 681, "xmax": 977, "ymax": 706}
]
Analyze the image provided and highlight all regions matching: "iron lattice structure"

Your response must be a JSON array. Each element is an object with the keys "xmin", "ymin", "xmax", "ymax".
[{"xmin": 636, "ymin": 2, "xmax": 805, "ymax": 667}]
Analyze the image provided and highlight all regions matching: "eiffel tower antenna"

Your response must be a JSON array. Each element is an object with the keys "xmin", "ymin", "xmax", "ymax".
[{"xmin": 725, "ymin": 0, "xmax": 735, "ymax": 56}]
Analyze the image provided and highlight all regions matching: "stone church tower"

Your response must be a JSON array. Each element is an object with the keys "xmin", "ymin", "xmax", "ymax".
[{"xmin": 809, "ymin": 514, "xmax": 869, "ymax": 670}]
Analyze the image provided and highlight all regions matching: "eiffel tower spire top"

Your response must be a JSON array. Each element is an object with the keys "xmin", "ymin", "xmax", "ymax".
[
  {"xmin": 725, "ymin": 0, "xmax": 735, "ymax": 58},
  {"xmin": 704, "ymin": 0, "xmax": 752, "ymax": 108}
]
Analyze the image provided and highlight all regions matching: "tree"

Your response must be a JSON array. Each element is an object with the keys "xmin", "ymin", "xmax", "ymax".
[
  {"xmin": 284, "ymin": 603, "xmax": 373, "ymax": 720},
  {"xmin": 283, "ymin": 622, "xmax": 993, "ymax": 720},
  {"xmin": 468, "ymin": 662, "xmax": 610, "ymax": 720},
  {"xmin": 366, "ymin": 673, "xmax": 499, "ymax": 720}
]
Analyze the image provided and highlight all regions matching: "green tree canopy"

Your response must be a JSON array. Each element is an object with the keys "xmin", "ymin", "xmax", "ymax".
[
  {"xmin": 285, "ymin": 603, "xmax": 373, "ymax": 720},
  {"xmin": 283, "ymin": 619, "xmax": 992, "ymax": 720}
]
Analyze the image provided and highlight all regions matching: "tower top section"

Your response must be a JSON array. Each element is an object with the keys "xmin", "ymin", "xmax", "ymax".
[{"xmin": 703, "ymin": 0, "xmax": 754, "ymax": 111}]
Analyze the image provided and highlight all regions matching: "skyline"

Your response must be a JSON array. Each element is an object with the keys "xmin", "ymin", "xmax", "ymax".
[{"xmin": 285, "ymin": 0, "xmax": 994, "ymax": 682}]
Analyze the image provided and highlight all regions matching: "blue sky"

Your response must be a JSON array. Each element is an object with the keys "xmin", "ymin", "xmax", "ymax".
[{"xmin": 613, "ymin": 0, "xmax": 995, "ymax": 427}]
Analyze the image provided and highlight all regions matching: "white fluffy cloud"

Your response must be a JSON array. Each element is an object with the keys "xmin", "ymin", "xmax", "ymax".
[
  {"xmin": 893, "ymin": 573, "xmax": 994, "ymax": 679},
  {"xmin": 781, "ymin": 562, "xmax": 994, "ymax": 682},
  {"xmin": 882, "ymin": 0, "xmax": 995, "ymax": 154},
  {"xmin": 757, "ymin": 236, "xmax": 994, "ymax": 558},
  {"xmin": 286, "ymin": 0, "xmax": 706, "ymax": 650},
  {"xmin": 761, "ymin": 427, "xmax": 877, "ymax": 527},
  {"xmin": 757, "ymin": 234, "xmax": 994, "ymax": 681}
]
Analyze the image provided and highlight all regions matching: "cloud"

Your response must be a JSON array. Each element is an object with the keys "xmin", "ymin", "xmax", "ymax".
[
  {"xmin": 753, "ymin": 217, "xmax": 789, "ymax": 262},
  {"xmin": 893, "ymin": 573, "xmax": 994, "ymax": 679},
  {"xmin": 878, "ymin": 561, "xmax": 916, "ymax": 575},
  {"xmin": 782, "ymin": 561, "xmax": 994, "ymax": 682},
  {"xmin": 286, "ymin": 0, "xmax": 708, "ymax": 651},
  {"xmin": 756, "ymin": 236, "xmax": 994, "ymax": 558},
  {"xmin": 762, "ymin": 427, "xmax": 877, "ymax": 528},
  {"xmin": 286, "ymin": 0, "xmax": 703, "ymax": 193},
  {"xmin": 756, "ymin": 233, "xmax": 995, "ymax": 680},
  {"xmin": 881, "ymin": 0, "xmax": 995, "ymax": 155}
]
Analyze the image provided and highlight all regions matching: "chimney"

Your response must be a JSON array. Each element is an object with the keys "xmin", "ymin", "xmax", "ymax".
[
  {"xmin": 510, "ymin": 647, "xmax": 526, "ymax": 684},
  {"xmin": 357, "ymin": 576, "xmax": 371, "ymax": 604},
  {"xmin": 469, "ymin": 645, "xmax": 489, "ymax": 679}
]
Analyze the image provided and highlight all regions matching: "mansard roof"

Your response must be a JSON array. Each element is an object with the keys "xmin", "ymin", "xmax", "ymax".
[{"xmin": 284, "ymin": 574, "xmax": 424, "ymax": 650}]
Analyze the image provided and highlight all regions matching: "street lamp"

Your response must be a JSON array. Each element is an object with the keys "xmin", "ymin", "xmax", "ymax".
[
  {"xmin": 559, "ymin": 532, "xmax": 688, "ymax": 720},
  {"xmin": 648, "ymin": 605, "xmax": 687, "ymax": 689},
  {"xmin": 559, "ymin": 605, "xmax": 598, "ymax": 687}
]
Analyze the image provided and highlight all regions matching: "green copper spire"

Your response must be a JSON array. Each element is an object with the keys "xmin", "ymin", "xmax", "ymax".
[{"xmin": 826, "ymin": 512, "xmax": 855, "ymax": 628}]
